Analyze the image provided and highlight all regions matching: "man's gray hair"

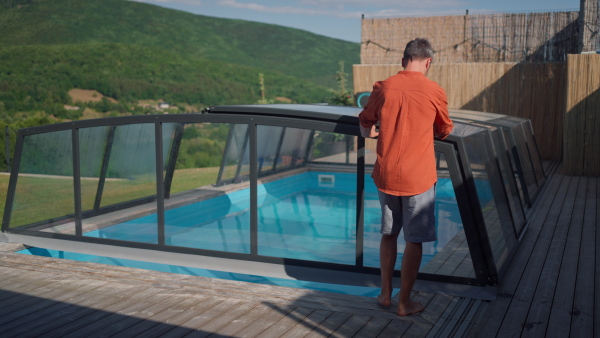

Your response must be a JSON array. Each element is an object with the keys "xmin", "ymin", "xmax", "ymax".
[{"xmin": 403, "ymin": 38, "xmax": 434, "ymax": 61}]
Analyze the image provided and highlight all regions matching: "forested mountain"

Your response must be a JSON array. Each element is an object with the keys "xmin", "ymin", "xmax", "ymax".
[
  {"xmin": 0, "ymin": 0, "xmax": 359, "ymax": 88},
  {"xmin": 0, "ymin": 43, "xmax": 329, "ymax": 112}
]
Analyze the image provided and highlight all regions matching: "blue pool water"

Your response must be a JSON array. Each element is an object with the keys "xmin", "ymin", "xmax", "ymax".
[{"xmin": 18, "ymin": 171, "xmax": 493, "ymax": 296}]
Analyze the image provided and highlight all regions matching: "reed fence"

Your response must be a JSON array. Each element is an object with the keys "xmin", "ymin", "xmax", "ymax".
[
  {"xmin": 353, "ymin": 62, "xmax": 566, "ymax": 162},
  {"xmin": 579, "ymin": 0, "xmax": 600, "ymax": 52},
  {"xmin": 564, "ymin": 53, "xmax": 600, "ymax": 176},
  {"xmin": 361, "ymin": 11, "xmax": 580, "ymax": 64}
]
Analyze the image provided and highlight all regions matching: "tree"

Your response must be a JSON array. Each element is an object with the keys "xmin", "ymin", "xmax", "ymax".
[
  {"xmin": 328, "ymin": 61, "xmax": 354, "ymax": 106},
  {"xmin": 256, "ymin": 73, "xmax": 274, "ymax": 104}
]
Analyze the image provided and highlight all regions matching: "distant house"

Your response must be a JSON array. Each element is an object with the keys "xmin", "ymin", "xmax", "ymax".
[
  {"xmin": 159, "ymin": 102, "xmax": 170, "ymax": 109},
  {"xmin": 63, "ymin": 105, "xmax": 80, "ymax": 111}
]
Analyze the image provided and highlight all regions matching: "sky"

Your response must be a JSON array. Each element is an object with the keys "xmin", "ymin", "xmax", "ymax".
[{"xmin": 130, "ymin": 0, "xmax": 581, "ymax": 43}]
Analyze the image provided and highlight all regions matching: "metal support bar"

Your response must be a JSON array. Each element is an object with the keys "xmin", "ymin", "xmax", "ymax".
[
  {"xmin": 355, "ymin": 135, "xmax": 365, "ymax": 267},
  {"xmin": 249, "ymin": 122, "xmax": 258, "ymax": 255},
  {"xmin": 235, "ymin": 127, "xmax": 250, "ymax": 182},
  {"xmin": 72, "ymin": 128, "xmax": 82, "ymax": 236},
  {"xmin": 163, "ymin": 123, "xmax": 184, "ymax": 199},
  {"xmin": 1, "ymin": 132, "xmax": 24, "ymax": 231},
  {"xmin": 5, "ymin": 126, "xmax": 10, "ymax": 172},
  {"xmin": 94, "ymin": 126, "xmax": 116, "ymax": 211},
  {"xmin": 155, "ymin": 122, "xmax": 165, "ymax": 246},
  {"xmin": 271, "ymin": 127, "xmax": 286, "ymax": 172}
]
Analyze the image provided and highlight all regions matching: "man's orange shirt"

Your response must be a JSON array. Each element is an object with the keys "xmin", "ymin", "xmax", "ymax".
[{"xmin": 359, "ymin": 71, "xmax": 454, "ymax": 196}]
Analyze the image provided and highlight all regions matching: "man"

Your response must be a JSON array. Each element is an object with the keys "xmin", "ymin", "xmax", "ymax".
[{"xmin": 358, "ymin": 38, "xmax": 453, "ymax": 316}]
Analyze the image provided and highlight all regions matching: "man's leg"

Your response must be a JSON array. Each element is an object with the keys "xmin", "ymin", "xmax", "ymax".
[
  {"xmin": 398, "ymin": 241, "xmax": 424, "ymax": 316},
  {"xmin": 377, "ymin": 232, "xmax": 400, "ymax": 307}
]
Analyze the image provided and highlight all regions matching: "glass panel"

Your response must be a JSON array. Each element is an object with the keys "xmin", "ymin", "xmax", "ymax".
[
  {"xmin": 257, "ymin": 125, "xmax": 283, "ymax": 174},
  {"xmin": 363, "ymin": 151, "xmax": 475, "ymax": 278},
  {"xmin": 219, "ymin": 124, "xmax": 248, "ymax": 183},
  {"xmin": 83, "ymin": 123, "xmax": 158, "ymax": 244},
  {"xmin": 167, "ymin": 123, "xmax": 228, "ymax": 195},
  {"xmin": 164, "ymin": 123, "xmax": 250, "ymax": 253},
  {"xmin": 78, "ymin": 126, "xmax": 110, "ymax": 212},
  {"xmin": 309, "ymin": 131, "xmax": 357, "ymax": 164},
  {"xmin": 257, "ymin": 170, "xmax": 357, "ymax": 264},
  {"xmin": 277, "ymin": 127, "xmax": 312, "ymax": 169},
  {"xmin": 462, "ymin": 129, "xmax": 515, "ymax": 270},
  {"xmin": 161, "ymin": 122, "xmax": 176, "ymax": 171},
  {"xmin": 490, "ymin": 128, "xmax": 525, "ymax": 233},
  {"xmin": 11, "ymin": 130, "xmax": 75, "ymax": 234},
  {"xmin": 511, "ymin": 125, "xmax": 539, "ymax": 201},
  {"xmin": 99, "ymin": 124, "xmax": 157, "ymax": 207},
  {"xmin": 500, "ymin": 126, "xmax": 530, "ymax": 211}
]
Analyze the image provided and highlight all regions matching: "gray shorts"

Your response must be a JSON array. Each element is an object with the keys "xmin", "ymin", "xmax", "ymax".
[{"xmin": 378, "ymin": 183, "xmax": 437, "ymax": 242}]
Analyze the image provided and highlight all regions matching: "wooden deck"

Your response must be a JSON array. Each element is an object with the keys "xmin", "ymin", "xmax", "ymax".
[
  {"xmin": 0, "ymin": 162, "xmax": 597, "ymax": 337},
  {"xmin": 471, "ymin": 164, "xmax": 599, "ymax": 337}
]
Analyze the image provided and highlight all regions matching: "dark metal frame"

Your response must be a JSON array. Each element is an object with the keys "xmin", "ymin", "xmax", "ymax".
[{"xmin": 1, "ymin": 107, "xmax": 542, "ymax": 288}]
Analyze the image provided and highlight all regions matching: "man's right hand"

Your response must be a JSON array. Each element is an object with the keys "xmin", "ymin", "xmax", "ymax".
[{"xmin": 360, "ymin": 124, "xmax": 379, "ymax": 139}]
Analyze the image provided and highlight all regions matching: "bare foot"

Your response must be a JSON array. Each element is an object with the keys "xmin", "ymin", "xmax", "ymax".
[
  {"xmin": 377, "ymin": 294, "xmax": 392, "ymax": 307},
  {"xmin": 397, "ymin": 299, "xmax": 425, "ymax": 316}
]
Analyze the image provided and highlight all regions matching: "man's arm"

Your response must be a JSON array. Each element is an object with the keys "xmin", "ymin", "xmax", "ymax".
[
  {"xmin": 358, "ymin": 84, "xmax": 384, "ymax": 139},
  {"xmin": 433, "ymin": 88, "xmax": 453, "ymax": 139}
]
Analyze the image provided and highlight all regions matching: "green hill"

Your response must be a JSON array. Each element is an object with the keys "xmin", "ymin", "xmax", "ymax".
[
  {"xmin": 0, "ymin": 42, "xmax": 329, "ymax": 112},
  {"xmin": 0, "ymin": 0, "xmax": 360, "ymax": 86}
]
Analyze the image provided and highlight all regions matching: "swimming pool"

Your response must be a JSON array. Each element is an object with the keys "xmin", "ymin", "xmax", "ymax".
[{"xmin": 80, "ymin": 171, "xmax": 473, "ymax": 269}]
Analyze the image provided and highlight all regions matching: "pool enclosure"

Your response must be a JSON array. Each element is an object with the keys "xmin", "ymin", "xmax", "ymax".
[{"xmin": 1, "ymin": 104, "xmax": 545, "ymax": 296}]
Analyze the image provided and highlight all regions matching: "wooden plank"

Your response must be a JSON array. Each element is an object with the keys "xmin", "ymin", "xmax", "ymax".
[
  {"xmin": 144, "ymin": 296, "xmax": 224, "ymax": 337},
  {"xmin": 304, "ymin": 311, "xmax": 353, "ymax": 338},
  {"xmin": 353, "ymin": 316, "xmax": 391, "ymax": 337},
  {"xmin": 255, "ymin": 306, "xmax": 314, "ymax": 337},
  {"xmin": 330, "ymin": 314, "xmax": 370, "ymax": 337},
  {"xmin": 197, "ymin": 302, "xmax": 278, "ymax": 337},
  {"xmin": 453, "ymin": 300, "xmax": 487, "ymax": 337},
  {"xmin": 0, "ymin": 279, "xmax": 107, "ymax": 329},
  {"xmin": 420, "ymin": 293, "xmax": 456, "ymax": 325},
  {"xmin": 282, "ymin": 309, "xmax": 333, "ymax": 337},
  {"xmin": 425, "ymin": 296, "xmax": 461, "ymax": 338},
  {"xmin": 520, "ymin": 176, "xmax": 580, "ymax": 336},
  {"xmin": 97, "ymin": 301, "xmax": 178, "ymax": 337},
  {"xmin": 570, "ymin": 176, "xmax": 596, "ymax": 338},
  {"xmin": 90, "ymin": 293, "xmax": 212, "ymax": 337},
  {"xmin": 145, "ymin": 298, "xmax": 241, "ymax": 336},
  {"xmin": 193, "ymin": 301, "xmax": 264, "ymax": 337},
  {"xmin": 546, "ymin": 177, "xmax": 587, "ymax": 336},
  {"xmin": 437, "ymin": 298, "xmax": 472, "ymax": 337},
  {"xmin": 376, "ymin": 318, "xmax": 412, "ymax": 337},
  {"xmin": 61, "ymin": 299, "xmax": 160, "ymax": 338},
  {"xmin": 219, "ymin": 305, "xmax": 297, "ymax": 338},
  {"xmin": 6, "ymin": 293, "xmax": 131, "ymax": 337},
  {"xmin": 3, "ymin": 283, "xmax": 150, "ymax": 337}
]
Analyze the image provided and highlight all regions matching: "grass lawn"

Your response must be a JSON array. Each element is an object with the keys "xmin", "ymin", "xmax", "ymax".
[{"xmin": 0, "ymin": 167, "xmax": 220, "ymax": 228}]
